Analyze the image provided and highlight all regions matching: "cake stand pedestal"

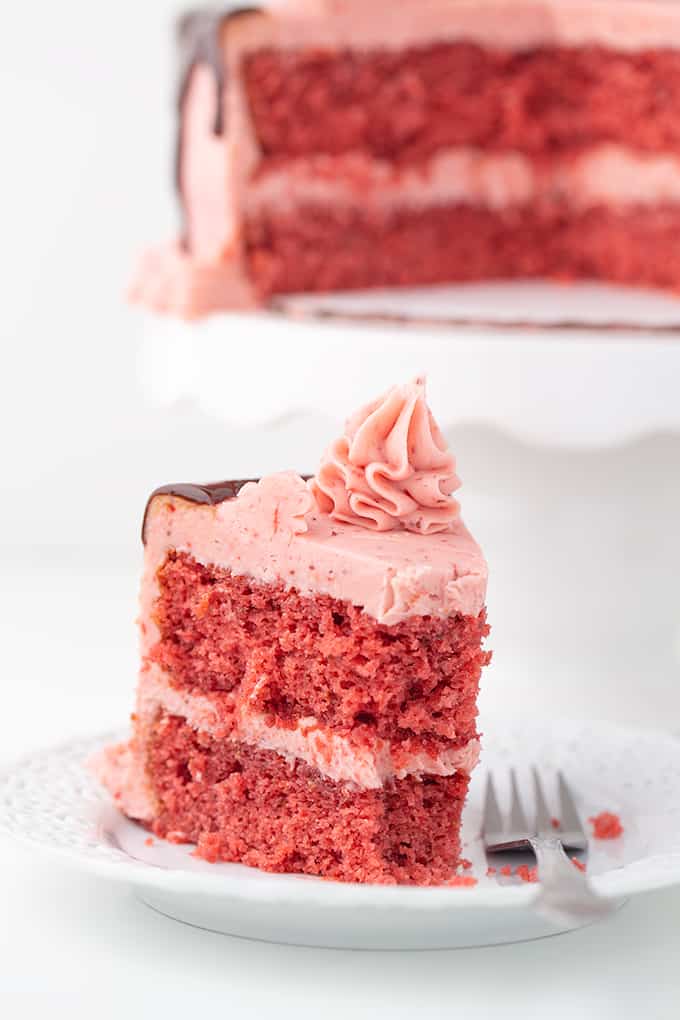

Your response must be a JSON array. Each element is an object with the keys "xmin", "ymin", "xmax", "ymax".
[{"xmin": 136, "ymin": 281, "xmax": 680, "ymax": 448}]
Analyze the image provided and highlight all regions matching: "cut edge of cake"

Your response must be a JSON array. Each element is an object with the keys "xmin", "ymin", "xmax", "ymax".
[{"xmin": 92, "ymin": 377, "xmax": 491, "ymax": 884}]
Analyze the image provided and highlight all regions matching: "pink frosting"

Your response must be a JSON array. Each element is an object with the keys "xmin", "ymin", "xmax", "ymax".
[
  {"xmin": 128, "ymin": 240, "xmax": 257, "ymax": 317},
  {"xmin": 247, "ymin": 146, "xmax": 680, "ymax": 216},
  {"xmin": 233, "ymin": 2, "xmax": 680, "ymax": 56},
  {"xmin": 236, "ymin": 473, "xmax": 313, "ymax": 538},
  {"xmin": 89, "ymin": 741, "xmax": 155, "ymax": 821},
  {"xmin": 312, "ymin": 377, "xmax": 460, "ymax": 535}
]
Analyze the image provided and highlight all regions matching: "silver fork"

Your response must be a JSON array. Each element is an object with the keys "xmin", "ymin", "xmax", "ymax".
[{"xmin": 482, "ymin": 766, "xmax": 616, "ymax": 924}]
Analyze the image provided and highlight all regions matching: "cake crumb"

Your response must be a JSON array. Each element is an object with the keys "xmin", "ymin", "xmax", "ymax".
[
  {"xmin": 515, "ymin": 864, "xmax": 538, "ymax": 883},
  {"xmin": 194, "ymin": 833, "xmax": 220, "ymax": 863},
  {"xmin": 551, "ymin": 817, "xmax": 560, "ymax": 829},
  {"xmin": 166, "ymin": 829, "xmax": 189, "ymax": 844},
  {"xmin": 448, "ymin": 874, "xmax": 478, "ymax": 887},
  {"xmin": 459, "ymin": 857, "xmax": 472, "ymax": 870},
  {"xmin": 491, "ymin": 863, "xmax": 538, "ymax": 882},
  {"xmin": 144, "ymin": 837, "xmax": 154, "ymax": 847},
  {"xmin": 572, "ymin": 857, "xmax": 586, "ymax": 872},
  {"xmin": 588, "ymin": 811, "xmax": 624, "ymax": 840}
]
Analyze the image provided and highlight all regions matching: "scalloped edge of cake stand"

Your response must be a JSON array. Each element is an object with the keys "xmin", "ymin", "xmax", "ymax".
[{"xmin": 135, "ymin": 301, "xmax": 680, "ymax": 449}]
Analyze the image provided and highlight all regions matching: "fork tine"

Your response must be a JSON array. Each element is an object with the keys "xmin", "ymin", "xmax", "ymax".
[
  {"xmin": 557, "ymin": 770, "xmax": 588, "ymax": 850},
  {"xmin": 509, "ymin": 768, "xmax": 529, "ymax": 837},
  {"xmin": 532, "ymin": 766, "xmax": 553, "ymax": 838},
  {"xmin": 482, "ymin": 772, "xmax": 504, "ymax": 842}
]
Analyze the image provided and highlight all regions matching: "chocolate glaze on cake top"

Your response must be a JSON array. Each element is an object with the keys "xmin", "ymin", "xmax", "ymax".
[
  {"xmin": 142, "ymin": 479, "xmax": 258, "ymax": 542},
  {"xmin": 142, "ymin": 476, "xmax": 312, "ymax": 543}
]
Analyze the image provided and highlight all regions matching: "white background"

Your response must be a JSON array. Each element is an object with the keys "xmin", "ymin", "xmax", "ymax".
[{"xmin": 1, "ymin": 2, "xmax": 680, "ymax": 1017}]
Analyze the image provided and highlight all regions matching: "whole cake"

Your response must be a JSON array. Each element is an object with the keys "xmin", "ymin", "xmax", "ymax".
[
  {"xmin": 132, "ymin": 0, "xmax": 680, "ymax": 317},
  {"xmin": 93, "ymin": 379, "xmax": 491, "ymax": 884}
]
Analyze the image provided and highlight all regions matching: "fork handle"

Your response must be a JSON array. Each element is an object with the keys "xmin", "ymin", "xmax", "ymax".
[{"xmin": 528, "ymin": 836, "xmax": 616, "ymax": 925}]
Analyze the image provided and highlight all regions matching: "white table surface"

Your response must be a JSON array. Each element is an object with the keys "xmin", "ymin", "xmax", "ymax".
[
  {"xmin": 2, "ymin": 851, "xmax": 679, "ymax": 1020},
  {"xmin": 1, "ymin": 548, "xmax": 680, "ymax": 1019}
]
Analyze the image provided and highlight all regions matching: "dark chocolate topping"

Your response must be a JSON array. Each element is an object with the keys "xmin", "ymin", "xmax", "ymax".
[
  {"xmin": 175, "ymin": 5, "xmax": 261, "ymax": 216},
  {"xmin": 142, "ymin": 474, "xmax": 312, "ymax": 543},
  {"xmin": 142, "ymin": 477, "xmax": 258, "ymax": 543}
]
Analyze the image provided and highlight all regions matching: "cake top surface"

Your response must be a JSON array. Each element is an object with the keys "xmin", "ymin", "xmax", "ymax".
[
  {"xmin": 142, "ymin": 379, "xmax": 487, "ymax": 623},
  {"xmin": 174, "ymin": 0, "xmax": 680, "ymax": 70}
]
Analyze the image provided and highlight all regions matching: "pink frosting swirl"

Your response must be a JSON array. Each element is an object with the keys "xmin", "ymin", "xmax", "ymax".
[
  {"xmin": 237, "ymin": 473, "xmax": 313, "ymax": 539},
  {"xmin": 311, "ymin": 378, "xmax": 460, "ymax": 534}
]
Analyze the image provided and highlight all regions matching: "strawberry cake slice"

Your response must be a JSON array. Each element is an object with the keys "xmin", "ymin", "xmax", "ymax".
[{"xmin": 93, "ymin": 379, "xmax": 491, "ymax": 884}]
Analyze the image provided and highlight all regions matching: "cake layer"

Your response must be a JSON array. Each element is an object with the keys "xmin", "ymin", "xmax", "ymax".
[
  {"xmin": 245, "ymin": 201, "xmax": 680, "ymax": 296},
  {"xmin": 136, "ymin": 662, "xmax": 481, "ymax": 787},
  {"xmin": 148, "ymin": 550, "xmax": 489, "ymax": 746},
  {"xmin": 244, "ymin": 43, "xmax": 680, "ymax": 162},
  {"xmin": 247, "ymin": 146, "xmax": 680, "ymax": 216},
  {"xmin": 146, "ymin": 711, "xmax": 470, "ymax": 884}
]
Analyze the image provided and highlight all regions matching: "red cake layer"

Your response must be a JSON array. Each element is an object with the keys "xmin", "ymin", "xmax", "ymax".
[
  {"xmin": 244, "ymin": 44, "xmax": 680, "ymax": 162},
  {"xmin": 245, "ymin": 201, "xmax": 680, "ymax": 295},
  {"xmin": 150, "ymin": 552, "xmax": 490, "ymax": 745},
  {"xmin": 146, "ymin": 712, "xmax": 469, "ymax": 883}
]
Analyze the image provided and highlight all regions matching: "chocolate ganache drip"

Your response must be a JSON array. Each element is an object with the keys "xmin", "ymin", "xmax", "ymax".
[
  {"xmin": 141, "ymin": 474, "xmax": 312, "ymax": 543},
  {"xmin": 142, "ymin": 478, "xmax": 258, "ymax": 543},
  {"xmin": 175, "ymin": 6, "xmax": 260, "ymax": 217}
]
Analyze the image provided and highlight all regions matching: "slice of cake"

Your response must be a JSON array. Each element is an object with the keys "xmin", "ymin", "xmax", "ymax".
[
  {"xmin": 132, "ymin": 0, "xmax": 680, "ymax": 317},
  {"xmin": 93, "ymin": 379, "xmax": 490, "ymax": 884}
]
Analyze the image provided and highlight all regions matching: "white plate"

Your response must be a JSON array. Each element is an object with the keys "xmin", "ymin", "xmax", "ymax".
[
  {"xmin": 136, "ymin": 282, "xmax": 680, "ymax": 449},
  {"xmin": 1, "ymin": 716, "xmax": 679, "ymax": 949}
]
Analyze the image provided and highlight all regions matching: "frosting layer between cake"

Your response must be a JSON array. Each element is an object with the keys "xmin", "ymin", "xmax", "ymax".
[
  {"xmin": 92, "ymin": 672, "xmax": 479, "ymax": 823},
  {"xmin": 246, "ymin": 146, "xmax": 680, "ymax": 214}
]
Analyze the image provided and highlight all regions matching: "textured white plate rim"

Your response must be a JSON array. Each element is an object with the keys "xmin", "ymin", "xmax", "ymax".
[{"xmin": 1, "ymin": 716, "xmax": 679, "ymax": 912}]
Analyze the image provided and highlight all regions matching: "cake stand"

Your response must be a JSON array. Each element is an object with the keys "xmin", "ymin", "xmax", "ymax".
[{"xmin": 136, "ymin": 281, "xmax": 680, "ymax": 449}]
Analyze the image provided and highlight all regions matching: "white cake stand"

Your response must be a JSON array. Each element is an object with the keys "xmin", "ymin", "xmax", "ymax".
[{"xmin": 136, "ymin": 281, "xmax": 680, "ymax": 449}]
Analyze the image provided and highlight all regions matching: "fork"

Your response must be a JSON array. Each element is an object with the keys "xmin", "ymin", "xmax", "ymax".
[{"xmin": 482, "ymin": 766, "xmax": 616, "ymax": 924}]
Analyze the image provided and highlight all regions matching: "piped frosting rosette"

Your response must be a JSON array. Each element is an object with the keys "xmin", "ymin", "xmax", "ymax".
[{"xmin": 311, "ymin": 377, "xmax": 460, "ymax": 534}]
